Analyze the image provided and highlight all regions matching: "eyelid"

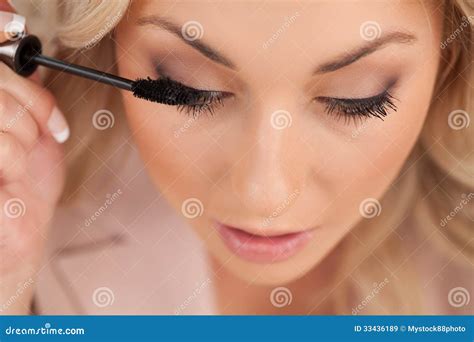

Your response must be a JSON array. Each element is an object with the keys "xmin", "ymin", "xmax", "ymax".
[
  {"xmin": 316, "ymin": 77, "xmax": 399, "ymax": 101},
  {"xmin": 315, "ymin": 89, "xmax": 398, "ymax": 124},
  {"xmin": 155, "ymin": 65, "xmax": 234, "ymax": 95},
  {"xmin": 316, "ymin": 89, "xmax": 390, "ymax": 103}
]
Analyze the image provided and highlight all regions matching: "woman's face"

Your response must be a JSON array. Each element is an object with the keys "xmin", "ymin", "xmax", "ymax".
[{"xmin": 115, "ymin": 1, "xmax": 442, "ymax": 284}]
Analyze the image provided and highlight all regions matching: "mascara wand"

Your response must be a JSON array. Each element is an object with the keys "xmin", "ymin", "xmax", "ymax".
[{"xmin": 0, "ymin": 34, "xmax": 197, "ymax": 105}]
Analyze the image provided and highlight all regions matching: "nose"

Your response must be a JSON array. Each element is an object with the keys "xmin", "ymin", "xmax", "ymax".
[{"xmin": 230, "ymin": 104, "xmax": 306, "ymax": 220}]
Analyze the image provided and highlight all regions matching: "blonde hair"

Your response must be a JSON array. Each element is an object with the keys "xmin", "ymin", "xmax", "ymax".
[{"xmin": 18, "ymin": 0, "xmax": 473, "ymax": 314}]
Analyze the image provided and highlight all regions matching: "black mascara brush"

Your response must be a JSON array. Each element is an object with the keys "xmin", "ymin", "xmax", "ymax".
[{"xmin": 0, "ymin": 34, "xmax": 218, "ymax": 106}]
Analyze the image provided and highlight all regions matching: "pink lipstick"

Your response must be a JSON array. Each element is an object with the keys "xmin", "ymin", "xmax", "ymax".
[{"xmin": 216, "ymin": 223, "xmax": 314, "ymax": 263}]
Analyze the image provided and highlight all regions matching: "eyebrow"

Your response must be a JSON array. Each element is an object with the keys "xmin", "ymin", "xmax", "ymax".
[
  {"xmin": 136, "ymin": 15, "xmax": 236, "ymax": 69},
  {"xmin": 314, "ymin": 31, "xmax": 417, "ymax": 74},
  {"xmin": 137, "ymin": 15, "xmax": 417, "ymax": 74}
]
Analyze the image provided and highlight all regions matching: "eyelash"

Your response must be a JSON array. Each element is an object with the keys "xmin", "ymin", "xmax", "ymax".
[
  {"xmin": 316, "ymin": 90, "xmax": 398, "ymax": 124},
  {"xmin": 176, "ymin": 92, "xmax": 228, "ymax": 117},
  {"xmin": 174, "ymin": 81, "xmax": 398, "ymax": 122}
]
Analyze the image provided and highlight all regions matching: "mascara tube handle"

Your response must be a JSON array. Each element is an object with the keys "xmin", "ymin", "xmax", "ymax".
[
  {"xmin": 0, "ymin": 34, "xmax": 135, "ymax": 91},
  {"xmin": 0, "ymin": 34, "xmax": 40, "ymax": 76}
]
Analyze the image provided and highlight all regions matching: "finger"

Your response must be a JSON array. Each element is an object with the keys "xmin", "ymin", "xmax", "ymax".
[
  {"xmin": 0, "ymin": 63, "xmax": 69, "ymax": 143},
  {"xmin": 0, "ymin": 131, "xmax": 27, "ymax": 184},
  {"xmin": 0, "ymin": 7, "xmax": 68, "ymax": 143},
  {"xmin": 0, "ymin": 90, "xmax": 39, "ymax": 148},
  {"xmin": 0, "ymin": 0, "xmax": 16, "ymax": 12},
  {"xmin": 0, "ymin": 11, "xmax": 24, "ymax": 43}
]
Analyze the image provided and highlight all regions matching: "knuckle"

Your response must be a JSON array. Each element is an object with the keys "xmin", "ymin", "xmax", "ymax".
[
  {"xmin": 0, "ymin": 64, "xmax": 18, "ymax": 88},
  {"xmin": 0, "ymin": 102, "xmax": 6, "ymax": 127},
  {"xmin": 31, "ymin": 88, "xmax": 55, "ymax": 108},
  {"xmin": 0, "ymin": 89, "xmax": 9, "ymax": 108},
  {"xmin": 0, "ymin": 93, "xmax": 15, "ymax": 129},
  {"xmin": 0, "ymin": 134, "xmax": 13, "ymax": 156},
  {"xmin": 0, "ymin": 61, "xmax": 10, "ymax": 78},
  {"xmin": 0, "ymin": 134, "xmax": 27, "ymax": 183},
  {"xmin": 29, "ymin": 90, "xmax": 56, "ymax": 123},
  {"xmin": 0, "ymin": 97, "xmax": 40, "ymax": 143},
  {"xmin": 0, "ymin": 133, "xmax": 22, "ymax": 161},
  {"xmin": 24, "ymin": 113, "xmax": 40, "ymax": 140}
]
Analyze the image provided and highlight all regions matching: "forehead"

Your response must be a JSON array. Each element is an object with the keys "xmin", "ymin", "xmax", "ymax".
[{"xmin": 127, "ymin": 1, "xmax": 442, "ymax": 76}]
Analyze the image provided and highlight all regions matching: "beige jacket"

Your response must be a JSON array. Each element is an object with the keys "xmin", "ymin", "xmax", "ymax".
[{"xmin": 35, "ymin": 149, "xmax": 215, "ymax": 315}]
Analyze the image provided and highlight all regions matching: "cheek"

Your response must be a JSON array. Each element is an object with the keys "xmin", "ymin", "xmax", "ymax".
[
  {"xmin": 317, "ymin": 95, "xmax": 429, "ymax": 227},
  {"xmin": 120, "ymin": 92, "xmax": 223, "ymax": 209},
  {"xmin": 321, "ymin": 48, "xmax": 437, "ymax": 206}
]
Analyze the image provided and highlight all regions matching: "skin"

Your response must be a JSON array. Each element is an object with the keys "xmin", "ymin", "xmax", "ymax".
[
  {"xmin": 114, "ymin": 1, "xmax": 443, "ymax": 313},
  {"xmin": 0, "ymin": 1, "xmax": 66, "ymax": 314}
]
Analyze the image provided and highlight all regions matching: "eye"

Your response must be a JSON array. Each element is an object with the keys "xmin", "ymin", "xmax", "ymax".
[
  {"xmin": 145, "ymin": 74, "xmax": 233, "ymax": 117},
  {"xmin": 176, "ymin": 90, "xmax": 230, "ymax": 117},
  {"xmin": 316, "ymin": 90, "xmax": 398, "ymax": 124}
]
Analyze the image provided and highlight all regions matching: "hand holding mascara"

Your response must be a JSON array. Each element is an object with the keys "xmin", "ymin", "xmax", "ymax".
[{"xmin": 0, "ymin": 33, "xmax": 223, "ymax": 107}]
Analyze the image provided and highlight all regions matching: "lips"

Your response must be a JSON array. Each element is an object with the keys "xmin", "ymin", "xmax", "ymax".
[{"xmin": 215, "ymin": 222, "xmax": 314, "ymax": 263}]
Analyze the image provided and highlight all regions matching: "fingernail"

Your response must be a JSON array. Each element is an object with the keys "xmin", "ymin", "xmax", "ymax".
[{"xmin": 47, "ymin": 107, "xmax": 70, "ymax": 144}]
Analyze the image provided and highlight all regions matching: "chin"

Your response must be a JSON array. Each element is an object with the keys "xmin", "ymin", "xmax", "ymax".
[{"xmin": 230, "ymin": 260, "xmax": 317, "ymax": 286}]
